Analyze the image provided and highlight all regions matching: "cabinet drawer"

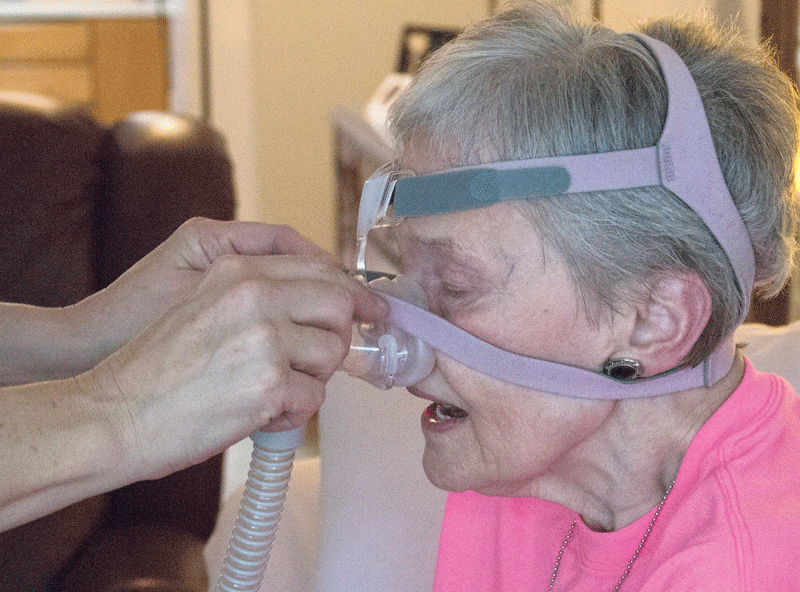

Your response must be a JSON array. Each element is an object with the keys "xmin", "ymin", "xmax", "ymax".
[
  {"xmin": 0, "ymin": 65, "xmax": 91, "ymax": 103},
  {"xmin": 0, "ymin": 22, "xmax": 90, "ymax": 61}
]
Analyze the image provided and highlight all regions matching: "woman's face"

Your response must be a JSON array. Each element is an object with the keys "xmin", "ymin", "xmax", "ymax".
[{"xmin": 396, "ymin": 161, "xmax": 624, "ymax": 496}]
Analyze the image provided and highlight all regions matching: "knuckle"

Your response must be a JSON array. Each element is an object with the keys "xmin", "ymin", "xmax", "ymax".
[
  {"xmin": 273, "ymin": 223, "xmax": 302, "ymax": 241},
  {"xmin": 328, "ymin": 332, "xmax": 351, "ymax": 378},
  {"xmin": 213, "ymin": 280, "xmax": 264, "ymax": 318},
  {"xmin": 182, "ymin": 216, "xmax": 210, "ymax": 231},
  {"xmin": 258, "ymin": 320, "xmax": 284, "ymax": 349},
  {"xmin": 297, "ymin": 253, "xmax": 339, "ymax": 276},
  {"xmin": 209, "ymin": 253, "xmax": 250, "ymax": 278},
  {"xmin": 334, "ymin": 331, "xmax": 351, "ymax": 363},
  {"xmin": 316, "ymin": 338, "xmax": 348, "ymax": 382},
  {"xmin": 177, "ymin": 216, "xmax": 215, "ymax": 244},
  {"xmin": 326, "ymin": 283, "xmax": 356, "ymax": 320},
  {"xmin": 262, "ymin": 364, "xmax": 291, "ymax": 395},
  {"xmin": 309, "ymin": 386, "xmax": 326, "ymax": 411}
]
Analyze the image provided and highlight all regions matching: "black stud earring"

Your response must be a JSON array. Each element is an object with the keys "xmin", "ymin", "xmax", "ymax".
[{"xmin": 602, "ymin": 358, "xmax": 643, "ymax": 381}]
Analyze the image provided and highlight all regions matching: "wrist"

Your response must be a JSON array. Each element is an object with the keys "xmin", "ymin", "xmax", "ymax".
[
  {"xmin": 0, "ymin": 303, "xmax": 102, "ymax": 385},
  {"xmin": 63, "ymin": 295, "xmax": 127, "ymax": 371},
  {"xmin": 71, "ymin": 364, "xmax": 138, "ymax": 485}
]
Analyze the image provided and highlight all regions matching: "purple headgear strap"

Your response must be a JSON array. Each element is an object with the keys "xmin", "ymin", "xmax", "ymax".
[
  {"xmin": 380, "ymin": 293, "xmax": 736, "ymax": 399},
  {"xmin": 364, "ymin": 34, "xmax": 752, "ymax": 398}
]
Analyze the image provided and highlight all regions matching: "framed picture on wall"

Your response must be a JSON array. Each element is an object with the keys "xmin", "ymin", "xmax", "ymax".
[{"xmin": 396, "ymin": 25, "xmax": 461, "ymax": 74}]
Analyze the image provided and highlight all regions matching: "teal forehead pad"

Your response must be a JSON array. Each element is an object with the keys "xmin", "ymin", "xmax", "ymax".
[{"xmin": 393, "ymin": 166, "xmax": 572, "ymax": 215}]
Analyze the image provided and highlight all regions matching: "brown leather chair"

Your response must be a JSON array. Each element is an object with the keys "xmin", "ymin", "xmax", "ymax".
[{"xmin": 0, "ymin": 91, "xmax": 236, "ymax": 592}]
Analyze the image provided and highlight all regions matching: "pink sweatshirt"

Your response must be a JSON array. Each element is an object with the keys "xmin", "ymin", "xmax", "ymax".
[{"xmin": 433, "ymin": 361, "xmax": 800, "ymax": 591}]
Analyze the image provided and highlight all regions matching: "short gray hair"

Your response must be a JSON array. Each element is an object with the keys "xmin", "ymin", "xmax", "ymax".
[{"xmin": 387, "ymin": 1, "xmax": 799, "ymax": 366}]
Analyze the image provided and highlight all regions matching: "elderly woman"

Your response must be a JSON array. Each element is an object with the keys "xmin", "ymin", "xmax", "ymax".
[{"xmin": 350, "ymin": 1, "xmax": 800, "ymax": 590}]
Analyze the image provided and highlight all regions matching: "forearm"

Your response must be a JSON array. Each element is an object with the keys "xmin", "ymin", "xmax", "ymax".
[
  {"xmin": 0, "ymin": 303, "xmax": 110, "ymax": 386},
  {"xmin": 0, "ymin": 372, "xmax": 128, "ymax": 531}
]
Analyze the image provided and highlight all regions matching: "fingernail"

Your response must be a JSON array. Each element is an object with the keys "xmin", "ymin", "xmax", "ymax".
[{"xmin": 374, "ymin": 293, "xmax": 391, "ymax": 316}]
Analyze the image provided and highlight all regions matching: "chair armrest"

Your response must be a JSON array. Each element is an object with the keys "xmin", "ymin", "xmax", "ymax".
[{"xmin": 95, "ymin": 111, "xmax": 236, "ymax": 287}]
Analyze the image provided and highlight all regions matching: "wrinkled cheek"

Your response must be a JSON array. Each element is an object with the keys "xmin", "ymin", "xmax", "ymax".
[
  {"xmin": 422, "ymin": 415, "xmax": 507, "ymax": 491},
  {"xmin": 433, "ymin": 350, "xmax": 499, "ymax": 396},
  {"xmin": 422, "ymin": 354, "xmax": 536, "ymax": 484}
]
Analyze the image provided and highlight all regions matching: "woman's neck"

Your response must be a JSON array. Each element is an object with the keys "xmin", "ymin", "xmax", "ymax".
[{"xmin": 532, "ymin": 352, "xmax": 746, "ymax": 532}]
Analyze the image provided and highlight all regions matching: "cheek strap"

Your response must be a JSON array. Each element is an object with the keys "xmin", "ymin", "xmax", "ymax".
[{"xmin": 380, "ymin": 292, "xmax": 736, "ymax": 399}]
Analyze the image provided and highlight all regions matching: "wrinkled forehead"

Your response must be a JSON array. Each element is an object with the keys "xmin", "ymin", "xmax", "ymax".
[{"xmin": 396, "ymin": 199, "xmax": 538, "ymax": 260}]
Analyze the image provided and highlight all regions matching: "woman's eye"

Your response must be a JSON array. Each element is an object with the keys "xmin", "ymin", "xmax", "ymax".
[{"xmin": 440, "ymin": 284, "xmax": 471, "ymax": 299}]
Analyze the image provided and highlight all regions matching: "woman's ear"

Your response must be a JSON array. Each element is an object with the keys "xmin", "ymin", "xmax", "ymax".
[{"xmin": 621, "ymin": 273, "xmax": 712, "ymax": 376}]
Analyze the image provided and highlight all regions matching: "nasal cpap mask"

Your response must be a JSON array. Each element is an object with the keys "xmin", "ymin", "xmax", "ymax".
[{"xmin": 342, "ymin": 34, "xmax": 755, "ymax": 400}]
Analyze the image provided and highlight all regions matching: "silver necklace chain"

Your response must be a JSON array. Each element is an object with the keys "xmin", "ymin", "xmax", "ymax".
[{"xmin": 547, "ymin": 480, "xmax": 676, "ymax": 592}]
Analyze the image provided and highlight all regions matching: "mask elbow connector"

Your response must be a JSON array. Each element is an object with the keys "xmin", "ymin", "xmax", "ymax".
[
  {"xmin": 340, "ymin": 275, "xmax": 435, "ymax": 390},
  {"xmin": 341, "ymin": 320, "xmax": 434, "ymax": 389}
]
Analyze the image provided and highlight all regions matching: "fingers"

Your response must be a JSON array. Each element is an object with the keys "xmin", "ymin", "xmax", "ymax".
[
  {"xmin": 187, "ymin": 255, "xmax": 386, "ymax": 383},
  {"xmin": 282, "ymin": 322, "xmax": 349, "ymax": 381},
  {"xmin": 158, "ymin": 218, "xmax": 389, "ymax": 323},
  {"xmin": 265, "ymin": 267, "xmax": 388, "ymax": 327},
  {"xmin": 176, "ymin": 218, "xmax": 339, "ymax": 270},
  {"xmin": 205, "ymin": 253, "xmax": 389, "ymax": 325},
  {"xmin": 224, "ymin": 222, "xmax": 334, "ymax": 260},
  {"xmin": 257, "ymin": 371, "xmax": 328, "ymax": 434}
]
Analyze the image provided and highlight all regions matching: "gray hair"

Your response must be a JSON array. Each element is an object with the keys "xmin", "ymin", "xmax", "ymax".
[{"xmin": 387, "ymin": 1, "xmax": 799, "ymax": 366}]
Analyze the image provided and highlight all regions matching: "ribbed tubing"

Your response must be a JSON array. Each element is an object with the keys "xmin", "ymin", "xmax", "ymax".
[{"xmin": 215, "ymin": 436, "xmax": 297, "ymax": 592}]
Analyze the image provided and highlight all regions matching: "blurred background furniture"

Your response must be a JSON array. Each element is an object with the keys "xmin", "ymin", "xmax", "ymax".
[
  {"xmin": 0, "ymin": 16, "xmax": 168, "ymax": 125},
  {"xmin": 0, "ymin": 90, "xmax": 235, "ymax": 592}
]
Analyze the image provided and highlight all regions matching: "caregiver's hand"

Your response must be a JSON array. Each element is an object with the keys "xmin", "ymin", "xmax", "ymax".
[
  {"xmin": 0, "ymin": 219, "xmax": 387, "ymax": 531},
  {"xmin": 93, "ymin": 234, "xmax": 387, "ymax": 478}
]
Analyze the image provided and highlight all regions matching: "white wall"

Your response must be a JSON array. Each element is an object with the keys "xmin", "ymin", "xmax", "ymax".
[
  {"xmin": 249, "ymin": 0, "xmax": 488, "ymax": 251},
  {"xmin": 169, "ymin": 0, "xmax": 264, "ymax": 235},
  {"xmin": 173, "ymin": 0, "xmax": 486, "ymax": 252}
]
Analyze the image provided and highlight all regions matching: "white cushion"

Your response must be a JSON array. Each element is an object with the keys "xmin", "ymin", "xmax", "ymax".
[
  {"xmin": 735, "ymin": 320, "xmax": 800, "ymax": 387},
  {"xmin": 314, "ymin": 372, "xmax": 446, "ymax": 592}
]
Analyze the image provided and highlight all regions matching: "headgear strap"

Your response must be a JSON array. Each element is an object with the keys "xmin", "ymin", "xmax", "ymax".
[{"xmin": 360, "ymin": 34, "xmax": 752, "ymax": 398}]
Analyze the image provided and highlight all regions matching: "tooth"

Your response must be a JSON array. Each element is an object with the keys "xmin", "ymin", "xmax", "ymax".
[{"xmin": 435, "ymin": 404, "xmax": 467, "ymax": 420}]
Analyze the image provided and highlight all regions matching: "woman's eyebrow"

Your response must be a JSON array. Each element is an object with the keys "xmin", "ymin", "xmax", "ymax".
[{"xmin": 405, "ymin": 235, "xmax": 477, "ymax": 266}]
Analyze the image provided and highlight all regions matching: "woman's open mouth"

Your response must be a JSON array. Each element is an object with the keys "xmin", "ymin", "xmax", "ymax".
[
  {"xmin": 422, "ymin": 401, "xmax": 469, "ymax": 433},
  {"xmin": 408, "ymin": 386, "xmax": 469, "ymax": 432}
]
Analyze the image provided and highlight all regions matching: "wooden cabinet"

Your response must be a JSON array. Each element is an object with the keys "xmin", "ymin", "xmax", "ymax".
[{"xmin": 0, "ymin": 18, "xmax": 167, "ymax": 124}]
